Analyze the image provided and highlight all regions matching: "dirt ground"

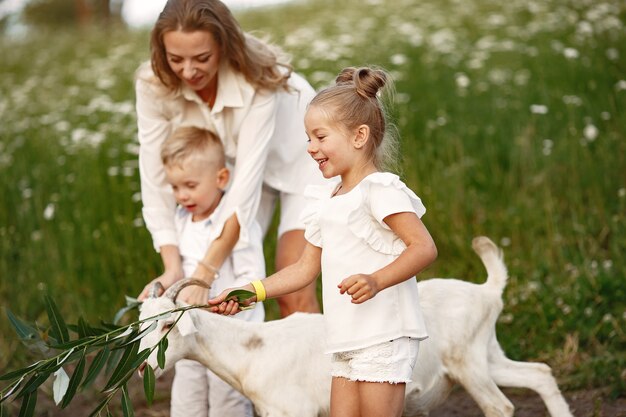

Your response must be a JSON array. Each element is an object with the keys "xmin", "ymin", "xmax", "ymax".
[
  {"xmin": 129, "ymin": 372, "xmax": 626, "ymax": 417},
  {"xmin": 14, "ymin": 369, "xmax": 626, "ymax": 416}
]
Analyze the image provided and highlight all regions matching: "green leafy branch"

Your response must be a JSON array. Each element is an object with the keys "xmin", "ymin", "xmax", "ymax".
[
  {"xmin": 0, "ymin": 289, "xmax": 256, "ymax": 416},
  {"xmin": 0, "ymin": 296, "xmax": 193, "ymax": 417}
]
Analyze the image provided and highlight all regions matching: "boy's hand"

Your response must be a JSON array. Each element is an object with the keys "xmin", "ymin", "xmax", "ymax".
[
  {"xmin": 338, "ymin": 274, "xmax": 379, "ymax": 304},
  {"xmin": 181, "ymin": 285, "xmax": 210, "ymax": 307},
  {"xmin": 138, "ymin": 267, "xmax": 184, "ymax": 301}
]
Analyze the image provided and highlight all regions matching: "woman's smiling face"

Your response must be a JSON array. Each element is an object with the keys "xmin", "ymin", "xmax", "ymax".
[{"xmin": 163, "ymin": 30, "xmax": 221, "ymax": 92}]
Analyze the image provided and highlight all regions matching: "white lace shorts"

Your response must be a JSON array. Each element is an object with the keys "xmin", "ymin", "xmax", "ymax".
[{"xmin": 331, "ymin": 337, "xmax": 420, "ymax": 384}]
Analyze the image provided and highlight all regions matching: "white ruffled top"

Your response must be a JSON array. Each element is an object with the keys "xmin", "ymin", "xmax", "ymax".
[{"xmin": 301, "ymin": 172, "xmax": 429, "ymax": 353}]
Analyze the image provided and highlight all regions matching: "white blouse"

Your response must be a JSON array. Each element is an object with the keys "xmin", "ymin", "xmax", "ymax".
[
  {"xmin": 301, "ymin": 172, "xmax": 429, "ymax": 353},
  {"xmin": 135, "ymin": 61, "xmax": 321, "ymax": 251}
]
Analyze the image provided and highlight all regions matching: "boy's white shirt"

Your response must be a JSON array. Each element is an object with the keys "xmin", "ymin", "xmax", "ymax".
[{"xmin": 174, "ymin": 196, "xmax": 266, "ymax": 299}]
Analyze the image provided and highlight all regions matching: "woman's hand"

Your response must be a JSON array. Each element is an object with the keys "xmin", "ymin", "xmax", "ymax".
[
  {"xmin": 138, "ymin": 267, "xmax": 184, "ymax": 301},
  {"xmin": 338, "ymin": 273, "xmax": 380, "ymax": 304}
]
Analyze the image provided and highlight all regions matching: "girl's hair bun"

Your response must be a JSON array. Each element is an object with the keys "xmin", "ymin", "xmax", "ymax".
[{"xmin": 335, "ymin": 67, "xmax": 387, "ymax": 99}]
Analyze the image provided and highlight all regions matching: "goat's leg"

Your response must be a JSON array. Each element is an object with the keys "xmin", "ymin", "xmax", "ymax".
[
  {"xmin": 450, "ymin": 359, "xmax": 514, "ymax": 417},
  {"xmin": 487, "ymin": 339, "xmax": 573, "ymax": 417}
]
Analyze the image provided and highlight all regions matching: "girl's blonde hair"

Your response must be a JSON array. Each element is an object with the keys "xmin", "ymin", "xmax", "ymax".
[
  {"xmin": 310, "ymin": 66, "xmax": 399, "ymax": 171},
  {"xmin": 150, "ymin": 0, "xmax": 292, "ymax": 92},
  {"xmin": 161, "ymin": 126, "xmax": 225, "ymax": 168}
]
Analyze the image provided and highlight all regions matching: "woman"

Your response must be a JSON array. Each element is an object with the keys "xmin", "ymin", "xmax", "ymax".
[{"xmin": 135, "ymin": 0, "xmax": 323, "ymax": 316}]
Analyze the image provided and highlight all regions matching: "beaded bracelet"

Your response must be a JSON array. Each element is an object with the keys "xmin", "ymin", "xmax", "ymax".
[{"xmin": 198, "ymin": 260, "xmax": 220, "ymax": 279}]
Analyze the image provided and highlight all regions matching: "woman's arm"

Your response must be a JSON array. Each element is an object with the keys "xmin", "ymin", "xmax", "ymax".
[
  {"xmin": 135, "ymin": 78, "xmax": 178, "ymax": 250},
  {"xmin": 211, "ymin": 89, "xmax": 277, "ymax": 248},
  {"xmin": 208, "ymin": 242, "xmax": 322, "ymax": 315},
  {"xmin": 338, "ymin": 212, "xmax": 437, "ymax": 304}
]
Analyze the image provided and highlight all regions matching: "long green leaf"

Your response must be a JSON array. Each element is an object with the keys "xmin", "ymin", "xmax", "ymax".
[
  {"xmin": 0, "ymin": 361, "xmax": 41, "ymax": 382},
  {"xmin": 45, "ymin": 295, "xmax": 69, "ymax": 344},
  {"xmin": 60, "ymin": 348, "xmax": 86, "ymax": 408},
  {"xmin": 88, "ymin": 394, "xmax": 114, "ymax": 417},
  {"xmin": 49, "ymin": 337, "xmax": 93, "ymax": 350},
  {"xmin": 5, "ymin": 310, "xmax": 38, "ymax": 341},
  {"xmin": 82, "ymin": 346, "xmax": 110, "ymax": 389},
  {"xmin": 129, "ymin": 348, "xmax": 152, "ymax": 370},
  {"xmin": 116, "ymin": 322, "xmax": 157, "ymax": 349},
  {"xmin": 225, "ymin": 289, "xmax": 257, "ymax": 303},
  {"xmin": 142, "ymin": 365, "xmax": 155, "ymax": 406},
  {"xmin": 99, "ymin": 321, "xmax": 123, "ymax": 332},
  {"xmin": 104, "ymin": 348, "xmax": 123, "ymax": 376},
  {"xmin": 0, "ymin": 375, "xmax": 26, "ymax": 403},
  {"xmin": 16, "ymin": 373, "xmax": 48, "ymax": 398},
  {"xmin": 121, "ymin": 385, "xmax": 134, "ymax": 417},
  {"xmin": 17, "ymin": 390, "xmax": 36, "ymax": 417},
  {"xmin": 112, "ymin": 296, "xmax": 141, "ymax": 325},
  {"xmin": 104, "ymin": 348, "xmax": 151, "ymax": 395},
  {"xmin": 157, "ymin": 337, "xmax": 168, "ymax": 370},
  {"xmin": 75, "ymin": 316, "xmax": 106, "ymax": 337},
  {"xmin": 103, "ymin": 341, "xmax": 139, "ymax": 391}
]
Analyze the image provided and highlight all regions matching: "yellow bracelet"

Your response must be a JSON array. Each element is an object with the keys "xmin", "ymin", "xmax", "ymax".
[{"xmin": 250, "ymin": 280, "xmax": 266, "ymax": 302}]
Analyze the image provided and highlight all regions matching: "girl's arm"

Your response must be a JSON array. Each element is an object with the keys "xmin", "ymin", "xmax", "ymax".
[
  {"xmin": 208, "ymin": 242, "xmax": 322, "ymax": 315},
  {"xmin": 338, "ymin": 212, "xmax": 437, "ymax": 304}
]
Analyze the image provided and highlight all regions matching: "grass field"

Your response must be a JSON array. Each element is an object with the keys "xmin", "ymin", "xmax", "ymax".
[{"xmin": 1, "ymin": 0, "xmax": 625, "ymax": 410}]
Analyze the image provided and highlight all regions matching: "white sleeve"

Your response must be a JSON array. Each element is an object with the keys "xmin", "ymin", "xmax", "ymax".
[
  {"xmin": 230, "ymin": 221, "xmax": 267, "ymax": 287},
  {"xmin": 135, "ymin": 78, "xmax": 178, "ymax": 251},
  {"xmin": 210, "ymin": 90, "xmax": 277, "ymax": 249},
  {"xmin": 369, "ymin": 182, "xmax": 426, "ymax": 230}
]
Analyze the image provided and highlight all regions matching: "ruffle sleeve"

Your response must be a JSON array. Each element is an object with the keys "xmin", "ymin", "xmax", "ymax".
[
  {"xmin": 299, "ymin": 183, "xmax": 336, "ymax": 247},
  {"xmin": 348, "ymin": 173, "xmax": 426, "ymax": 255}
]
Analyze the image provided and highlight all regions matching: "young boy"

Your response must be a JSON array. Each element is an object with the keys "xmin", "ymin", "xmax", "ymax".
[{"xmin": 161, "ymin": 126, "xmax": 264, "ymax": 417}]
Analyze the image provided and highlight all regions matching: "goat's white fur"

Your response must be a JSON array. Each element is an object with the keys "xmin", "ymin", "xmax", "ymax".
[{"xmin": 138, "ymin": 236, "xmax": 573, "ymax": 417}]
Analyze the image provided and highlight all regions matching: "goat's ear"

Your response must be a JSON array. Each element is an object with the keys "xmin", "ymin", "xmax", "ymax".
[{"xmin": 177, "ymin": 311, "xmax": 197, "ymax": 336}]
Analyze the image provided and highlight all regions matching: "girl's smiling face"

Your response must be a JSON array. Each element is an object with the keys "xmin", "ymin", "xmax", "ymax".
[
  {"xmin": 163, "ymin": 30, "xmax": 221, "ymax": 93},
  {"xmin": 305, "ymin": 105, "xmax": 360, "ymax": 179}
]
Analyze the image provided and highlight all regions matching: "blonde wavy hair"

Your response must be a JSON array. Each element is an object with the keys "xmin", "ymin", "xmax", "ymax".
[{"xmin": 150, "ymin": 0, "xmax": 292, "ymax": 92}]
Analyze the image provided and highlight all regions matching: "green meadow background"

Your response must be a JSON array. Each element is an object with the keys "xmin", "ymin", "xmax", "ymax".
[{"xmin": 1, "ymin": 0, "xmax": 625, "ymax": 406}]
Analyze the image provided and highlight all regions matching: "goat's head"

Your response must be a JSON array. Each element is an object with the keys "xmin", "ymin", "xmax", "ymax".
[{"xmin": 137, "ymin": 278, "xmax": 211, "ymax": 378}]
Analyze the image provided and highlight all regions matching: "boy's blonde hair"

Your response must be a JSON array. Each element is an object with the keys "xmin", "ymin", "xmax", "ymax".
[{"xmin": 161, "ymin": 126, "xmax": 225, "ymax": 168}]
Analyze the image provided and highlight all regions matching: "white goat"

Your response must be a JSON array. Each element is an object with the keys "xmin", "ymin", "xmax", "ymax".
[{"xmin": 138, "ymin": 237, "xmax": 573, "ymax": 417}]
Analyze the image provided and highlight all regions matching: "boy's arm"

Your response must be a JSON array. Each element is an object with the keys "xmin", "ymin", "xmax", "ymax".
[
  {"xmin": 209, "ymin": 242, "xmax": 322, "ymax": 315},
  {"xmin": 181, "ymin": 214, "xmax": 240, "ymax": 306}
]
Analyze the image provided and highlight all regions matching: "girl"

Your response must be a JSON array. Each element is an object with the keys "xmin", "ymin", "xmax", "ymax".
[
  {"xmin": 210, "ymin": 66, "xmax": 438, "ymax": 417},
  {"xmin": 135, "ymin": 0, "xmax": 324, "ymax": 317}
]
